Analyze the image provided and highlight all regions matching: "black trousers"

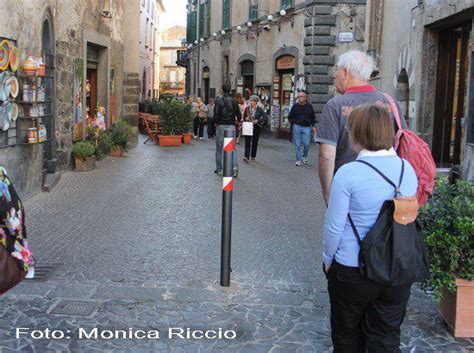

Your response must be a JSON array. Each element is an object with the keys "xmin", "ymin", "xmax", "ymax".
[
  {"xmin": 244, "ymin": 128, "xmax": 261, "ymax": 159},
  {"xmin": 193, "ymin": 117, "xmax": 205, "ymax": 137},
  {"xmin": 327, "ymin": 262, "xmax": 411, "ymax": 353},
  {"xmin": 207, "ymin": 118, "xmax": 215, "ymax": 137}
]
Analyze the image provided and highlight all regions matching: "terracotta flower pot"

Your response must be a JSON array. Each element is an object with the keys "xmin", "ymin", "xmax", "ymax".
[
  {"xmin": 75, "ymin": 157, "xmax": 95, "ymax": 172},
  {"xmin": 159, "ymin": 135, "xmax": 182, "ymax": 147},
  {"xmin": 110, "ymin": 146, "xmax": 122, "ymax": 157},
  {"xmin": 438, "ymin": 278, "xmax": 474, "ymax": 338},
  {"xmin": 182, "ymin": 133, "xmax": 192, "ymax": 144}
]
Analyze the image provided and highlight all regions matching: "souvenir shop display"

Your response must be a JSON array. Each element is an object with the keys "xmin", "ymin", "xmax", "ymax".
[
  {"xmin": 22, "ymin": 54, "xmax": 37, "ymax": 76},
  {"xmin": 0, "ymin": 40, "xmax": 10, "ymax": 71},
  {"xmin": 9, "ymin": 46, "xmax": 19, "ymax": 72}
]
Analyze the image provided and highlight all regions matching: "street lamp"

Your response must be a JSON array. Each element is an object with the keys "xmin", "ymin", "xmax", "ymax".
[
  {"xmin": 247, "ymin": 22, "xmax": 253, "ymax": 28},
  {"xmin": 280, "ymin": 9, "xmax": 287, "ymax": 16},
  {"xmin": 267, "ymin": 15, "xmax": 273, "ymax": 21},
  {"xmin": 237, "ymin": 25, "xmax": 242, "ymax": 32}
]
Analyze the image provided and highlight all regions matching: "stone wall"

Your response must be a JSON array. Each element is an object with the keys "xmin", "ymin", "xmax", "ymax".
[{"xmin": 303, "ymin": 0, "xmax": 367, "ymax": 120}]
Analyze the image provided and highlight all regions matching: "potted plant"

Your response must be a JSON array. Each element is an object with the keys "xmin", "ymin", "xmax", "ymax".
[
  {"xmin": 72, "ymin": 141, "xmax": 96, "ymax": 171},
  {"xmin": 110, "ymin": 120, "xmax": 132, "ymax": 156},
  {"xmin": 153, "ymin": 99, "xmax": 191, "ymax": 147},
  {"xmin": 419, "ymin": 177, "xmax": 473, "ymax": 338},
  {"xmin": 95, "ymin": 130, "xmax": 115, "ymax": 160}
]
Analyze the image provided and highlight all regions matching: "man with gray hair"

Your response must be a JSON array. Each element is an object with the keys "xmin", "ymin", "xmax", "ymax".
[{"xmin": 315, "ymin": 50, "xmax": 406, "ymax": 206}]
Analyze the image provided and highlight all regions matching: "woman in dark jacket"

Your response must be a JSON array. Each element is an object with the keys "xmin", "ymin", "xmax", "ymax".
[{"xmin": 242, "ymin": 95, "xmax": 267, "ymax": 162}]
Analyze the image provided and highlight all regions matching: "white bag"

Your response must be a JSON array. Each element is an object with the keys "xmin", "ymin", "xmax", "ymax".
[{"xmin": 242, "ymin": 122, "xmax": 254, "ymax": 136}]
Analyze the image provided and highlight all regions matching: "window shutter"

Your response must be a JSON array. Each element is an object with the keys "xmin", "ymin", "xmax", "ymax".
[
  {"xmin": 222, "ymin": 0, "xmax": 231, "ymax": 29},
  {"xmin": 249, "ymin": 0, "xmax": 258, "ymax": 21},
  {"xmin": 281, "ymin": 0, "xmax": 293, "ymax": 10}
]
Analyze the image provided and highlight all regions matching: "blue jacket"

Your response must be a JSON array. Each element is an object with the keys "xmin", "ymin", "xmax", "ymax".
[{"xmin": 288, "ymin": 103, "xmax": 316, "ymax": 127}]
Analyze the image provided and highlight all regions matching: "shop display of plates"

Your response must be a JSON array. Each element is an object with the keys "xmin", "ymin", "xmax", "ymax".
[
  {"xmin": 8, "ymin": 75, "xmax": 18, "ymax": 98},
  {"xmin": 11, "ymin": 103, "xmax": 18, "ymax": 121},
  {"xmin": 9, "ymin": 46, "xmax": 19, "ymax": 72},
  {"xmin": 0, "ymin": 40, "xmax": 10, "ymax": 71}
]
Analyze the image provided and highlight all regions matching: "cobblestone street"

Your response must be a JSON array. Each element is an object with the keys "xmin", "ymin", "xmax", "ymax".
[{"xmin": 0, "ymin": 135, "xmax": 472, "ymax": 352}]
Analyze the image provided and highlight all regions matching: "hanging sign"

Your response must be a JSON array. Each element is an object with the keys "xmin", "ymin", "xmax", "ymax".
[{"xmin": 276, "ymin": 55, "xmax": 296, "ymax": 70}]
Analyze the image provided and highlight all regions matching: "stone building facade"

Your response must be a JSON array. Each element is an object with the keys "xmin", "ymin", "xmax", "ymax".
[
  {"xmin": 366, "ymin": 0, "xmax": 474, "ymax": 180},
  {"xmin": 160, "ymin": 26, "xmax": 186, "ymax": 96},
  {"xmin": 0, "ymin": 0, "xmax": 140, "ymax": 199},
  {"xmin": 139, "ymin": 0, "xmax": 165, "ymax": 101},
  {"xmin": 185, "ymin": 0, "xmax": 366, "ymax": 138}
]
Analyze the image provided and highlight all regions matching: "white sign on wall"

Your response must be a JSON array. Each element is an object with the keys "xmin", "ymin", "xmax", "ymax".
[{"xmin": 338, "ymin": 32, "xmax": 355, "ymax": 43}]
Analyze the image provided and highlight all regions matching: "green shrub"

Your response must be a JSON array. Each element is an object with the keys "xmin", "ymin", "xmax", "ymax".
[
  {"xmin": 72, "ymin": 141, "xmax": 95, "ymax": 159},
  {"xmin": 111, "ymin": 120, "xmax": 132, "ymax": 152},
  {"xmin": 149, "ymin": 99, "xmax": 191, "ymax": 135},
  {"xmin": 95, "ymin": 130, "xmax": 115, "ymax": 160},
  {"xmin": 419, "ymin": 177, "xmax": 474, "ymax": 301}
]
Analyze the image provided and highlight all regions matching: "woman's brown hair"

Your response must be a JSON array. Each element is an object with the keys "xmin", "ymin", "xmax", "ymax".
[{"xmin": 348, "ymin": 103, "xmax": 395, "ymax": 151}]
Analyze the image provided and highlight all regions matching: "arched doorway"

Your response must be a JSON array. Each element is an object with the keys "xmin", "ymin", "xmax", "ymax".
[
  {"xmin": 396, "ymin": 69, "xmax": 410, "ymax": 127},
  {"xmin": 41, "ymin": 8, "xmax": 56, "ymax": 175},
  {"xmin": 275, "ymin": 54, "xmax": 296, "ymax": 139},
  {"xmin": 240, "ymin": 60, "xmax": 254, "ymax": 97},
  {"xmin": 202, "ymin": 66, "xmax": 210, "ymax": 103}
]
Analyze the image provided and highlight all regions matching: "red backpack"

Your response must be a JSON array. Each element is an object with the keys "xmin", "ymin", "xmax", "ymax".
[{"xmin": 383, "ymin": 94, "xmax": 436, "ymax": 206}]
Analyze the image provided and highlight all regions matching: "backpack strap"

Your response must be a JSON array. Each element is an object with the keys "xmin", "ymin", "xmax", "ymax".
[
  {"xmin": 382, "ymin": 93, "xmax": 402, "ymax": 130},
  {"xmin": 357, "ymin": 159, "xmax": 404, "ymax": 196}
]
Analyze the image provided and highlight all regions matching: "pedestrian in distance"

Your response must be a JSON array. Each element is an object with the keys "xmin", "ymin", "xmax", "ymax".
[
  {"xmin": 288, "ymin": 91, "xmax": 316, "ymax": 166},
  {"xmin": 0, "ymin": 166, "xmax": 35, "ymax": 295},
  {"xmin": 195, "ymin": 97, "xmax": 208, "ymax": 140},
  {"xmin": 323, "ymin": 104, "xmax": 418, "ymax": 353},
  {"xmin": 214, "ymin": 83, "xmax": 240, "ymax": 177},
  {"xmin": 235, "ymin": 92, "xmax": 246, "ymax": 144},
  {"xmin": 188, "ymin": 96, "xmax": 199, "ymax": 139},
  {"xmin": 316, "ymin": 50, "xmax": 406, "ymax": 206},
  {"xmin": 206, "ymin": 98, "xmax": 216, "ymax": 138},
  {"xmin": 242, "ymin": 95, "xmax": 268, "ymax": 163}
]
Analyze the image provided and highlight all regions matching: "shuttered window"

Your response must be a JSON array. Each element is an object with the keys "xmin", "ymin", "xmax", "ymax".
[
  {"xmin": 249, "ymin": 0, "xmax": 258, "ymax": 21},
  {"xmin": 186, "ymin": 11, "xmax": 197, "ymax": 43},
  {"xmin": 222, "ymin": 0, "xmax": 231, "ymax": 29},
  {"xmin": 281, "ymin": 0, "xmax": 293, "ymax": 10},
  {"xmin": 199, "ymin": 2, "xmax": 205, "ymax": 38},
  {"xmin": 206, "ymin": 0, "xmax": 211, "ymax": 35}
]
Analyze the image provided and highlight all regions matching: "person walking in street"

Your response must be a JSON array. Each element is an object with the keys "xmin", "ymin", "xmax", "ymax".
[
  {"xmin": 188, "ymin": 96, "xmax": 199, "ymax": 139},
  {"xmin": 207, "ymin": 98, "xmax": 216, "ymax": 138},
  {"xmin": 242, "ymin": 95, "xmax": 268, "ymax": 163},
  {"xmin": 235, "ymin": 93, "xmax": 246, "ymax": 144},
  {"xmin": 316, "ymin": 50, "xmax": 406, "ymax": 206},
  {"xmin": 288, "ymin": 91, "xmax": 316, "ymax": 166},
  {"xmin": 323, "ymin": 104, "xmax": 418, "ymax": 353},
  {"xmin": 195, "ymin": 97, "xmax": 208, "ymax": 140},
  {"xmin": 214, "ymin": 83, "xmax": 240, "ymax": 177},
  {"xmin": 0, "ymin": 166, "xmax": 35, "ymax": 295}
]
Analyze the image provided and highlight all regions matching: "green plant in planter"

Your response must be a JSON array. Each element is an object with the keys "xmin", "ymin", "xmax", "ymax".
[
  {"xmin": 111, "ymin": 120, "xmax": 132, "ymax": 152},
  {"xmin": 419, "ymin": 177, "xmax": 474, "ymax": 301},
  {"xmin": 150, "ymin": 99, "xmax": 191, "ymax": 135},
  {"xmin": 95, "ymin": 130, "xmax": 115, "ymax": 160},
  {"xmin": 72, "ymin": 141, "xmax": 96, "ymax": 160}
]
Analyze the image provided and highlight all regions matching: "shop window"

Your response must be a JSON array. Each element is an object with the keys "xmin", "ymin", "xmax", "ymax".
[
  {"xmin": 249, "ymin": 0, "xmax": 258, "ymax": 21},
  {"xmin": 222, "ymin": 0, "xmax": 231, "ymax": 29},
  {"xmin": 281, "ymin": 0, "xmax": 293, "ymax": 10}
]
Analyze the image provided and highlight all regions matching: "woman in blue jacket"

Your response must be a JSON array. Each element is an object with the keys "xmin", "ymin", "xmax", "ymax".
[{"xmin": 323, "ymin": 104, "xmax": 418, "ymax": 353}]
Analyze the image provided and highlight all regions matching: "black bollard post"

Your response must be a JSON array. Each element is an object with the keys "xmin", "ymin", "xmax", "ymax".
[{"xmin": 220, "ymin": 129, "xmax": 234, "ymax": 287}]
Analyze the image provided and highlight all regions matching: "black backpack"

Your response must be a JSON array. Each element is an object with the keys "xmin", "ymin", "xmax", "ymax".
[{"xmin": 348, "ymin": 159, "xmax": 430, "ymax": 286}]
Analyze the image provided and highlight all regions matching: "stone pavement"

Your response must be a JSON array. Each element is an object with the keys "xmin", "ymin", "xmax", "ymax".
[{"xmin": 0, "ymin": 135, "xmax": 472, "ymax": 352}]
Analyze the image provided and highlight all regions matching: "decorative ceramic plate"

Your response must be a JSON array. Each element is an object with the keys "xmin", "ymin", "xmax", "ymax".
[
  {"xmin": 1, "ymin": 71, "xmax": 11, "ymax": 98},
  {"xmin": 0, "ymin": 40, "xmax": 10, "ymax": 71},
  {"xmin": 9, "ymin": 46, "xmax": 19, "ymax": 72},
  {"xmin": 9, "ymin": 75, "xmax": 18, "ymax": 98},
  {"xmin": 1, "ymin": 102, "xmax": 12, "ymax": 131},
  {"xmin": 11, "ymin": 102, "xmax": 18, "ymax": 121}
]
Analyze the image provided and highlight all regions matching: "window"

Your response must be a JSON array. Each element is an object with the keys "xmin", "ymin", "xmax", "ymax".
[
  {"xmin": 150, "ymin": 22, "xmax": 153, "ymax": 48},
  {"xmin": 206, "ymin": 0, "xmax": 211, "ymax": 36},
  {"xmin": 222, "ymin": 0, "xmax": 231, "ymax": 29},
  {"xmin": 171, "ymin": 51, "xmax": 178, "ymax": 65},
  {"xmin": 145, "ymin": 19, "xmax": 149, "ymax": 47},
  {"xmin": 141, "ymin": 0, "xmax": 145, "ymax": 7},
  {"xmin": 170, "ymin": 71, "xmax": 177, "ymax": 83},
  {"xmin": 281, "ymin": 0, "xmax": 293, "ymax": 10},
  {"xmin": 187, "ymin": 11, "xmax": 197, "ymax": 43},
  {"xmin": 199, "ymin": 2, "xmax": 205, "ymax": 38},
  {"xmin": 151, "ymin": 1, "xmax": 155, "ymax": 18},
  {"xmin": 249, "ymin": 0, "xmax": 258, "ymax": 21}
]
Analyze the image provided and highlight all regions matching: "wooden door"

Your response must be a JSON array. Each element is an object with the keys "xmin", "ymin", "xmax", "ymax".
[
  {"xmin": 86, "ymin": 68, "xmax": 98, "ymax": 119},
  {"xmin": 433, "ymin": 23, "xmax": 471, "ymax": 166}
]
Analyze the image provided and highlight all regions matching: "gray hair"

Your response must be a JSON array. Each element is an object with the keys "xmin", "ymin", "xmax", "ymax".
[
  {"xmin": 250, "ymin": 95, "xmax": 260, "ymax": 103},
  {"xmin": 337, "ymin": 50, "xmax": 376, "ymax": 81}
]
